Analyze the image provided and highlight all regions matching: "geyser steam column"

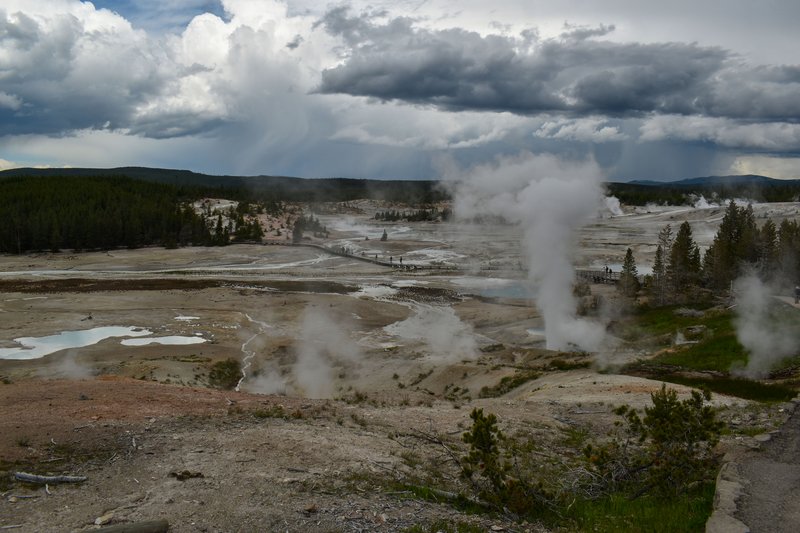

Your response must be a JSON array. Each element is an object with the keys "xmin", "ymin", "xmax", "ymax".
[{"xmin": 447, "ymin": 152, "xmax": 606, "ymax": 351}]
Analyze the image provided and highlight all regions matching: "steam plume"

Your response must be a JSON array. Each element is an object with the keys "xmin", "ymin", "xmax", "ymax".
[
  {"xmin": 47, "ymin": 349, "xmax": 93, "ymax": 379},
  {"xmin": 734, "ymin": 275, "xmax": 800, "ymax": 377},
  {"xmin": 604, "ymin": 196, "xmax": 624, "ymax": 216},
  {"xmin": 242, "ymin": 367, "xmax": 286, "ymax": 395},
  {"xmin": 384, "ymin": 305, "xmax": 477, "ymax": 362},
  {"xmin": 444, "ymin": 152, "xmax": 606, "ymax": 351},
  {"xmin": 293, "ymin": 307, "xmax": 361, "ymax": 398}
]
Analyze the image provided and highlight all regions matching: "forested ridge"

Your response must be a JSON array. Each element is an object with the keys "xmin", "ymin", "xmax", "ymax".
[
  {"xmin": 3, "ymin": 169, "xmax": 800, "ymax": 255},
  {"xmin": 3, "ymin": 167, "xmax": 800, "ymax": 207},
  {"xmin": 607, "ymin": 176, "xmax": 800, "ymax": 205},
  {"xmin": 0, "ymin": 176, "xmax": 211, "ymax": 253},
  {"xmin": 0, "ymin": 166, "xmax": 447, "ymax": 204}
]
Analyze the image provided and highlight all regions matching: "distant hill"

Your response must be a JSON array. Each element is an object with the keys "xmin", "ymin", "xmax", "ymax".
[
  {"xmin": 0, "ymin": 166, "xmax": 238, "ymax": 187},
  {"xmin": 628, "ymin": 174, "xmax": 781, "ymax": 187},
  {"xmin": 0, "ymin": 167, "xmax": 446, "ymax": 204},
  {"xmin": 3, "ymin": 167, "xmax": 799, "ymax": 206},
  {"xmin": 610, "ymin": 174, "xmax": 800, "ymax": 205}
]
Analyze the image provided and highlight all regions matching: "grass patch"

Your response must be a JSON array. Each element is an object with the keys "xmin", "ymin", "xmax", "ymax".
[
  {"xmin": 342, "ymin": 391, "xmax": 369, "ymax": 404},
  {"xmin": 479, "ymin": 370, "xmax": 539, "ymax": 398},
  {"xmin": 623, "ymin": 302, "xmax": 800, "ymax": 401},
  {"xmin": 547, "ymin": 358, "xmax": 591, "ymax": 371},
  {"xmin": 661, "ymin": 375, "xmax": 796, "ymax": 403},
  {"xmin": 733, "ymin": 425, "xmax": 770, "ymax": 437},
  {"xmin": 638, "ymin": 304, "xmax": 800, "ymax": 375},
  {"xmin": 624, "ymin": 361, "xmax": 797, "ymax": 402},
  {"xmin": 410, "ymin": 369, "xmax": 434, "ymax": 386},
  {"xmin": 252, "ymin": 405, "xmax": 304, "ymax": 420},
  {"xmin": 625, "ymin": 306, "xmax": 752, "ymax": 372},
  {"xmin": 631, "ymin": 304, "xmax": 718, "ymax": 338},
  {"xmin": 350, "ymin": 413, "xmax": 368, "ymax": 427},
  {"xmin": 396, "ymin": 484, "xmax": 488, "ymax": 515},
  {"xmin": 403, "ymin": 520, "xmax": 486, "ymax": 533},
  {"xmin": 657, "ymin": 333, "xmax": 747, "ymax": 372},
  {"xmin": 252, "ymin": 405, "xmax": 286, "ymax": 419},
  {"xmin": 562, "ymin": 483, "xmax": 715, "ymax": 532}
]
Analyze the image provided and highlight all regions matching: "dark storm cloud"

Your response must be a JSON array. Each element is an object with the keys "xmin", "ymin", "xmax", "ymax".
[
  {"xmin": 317, "ymin": 9, "xmax": 800, "ymax": 122},
  {"xmin": 0, "ymin": 7, "xmax": 225, "ymax": 138},
  {"xmin": 0, "ymin": 8, "xmax": 152, "ymax": 135}
]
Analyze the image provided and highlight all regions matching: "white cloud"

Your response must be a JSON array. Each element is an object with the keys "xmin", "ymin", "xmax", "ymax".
[
  {"xmin": 0, "ymin": 92, "xmax": 22, "ymax": 110},
  {"xmin": 0, "ymin": 130, "xmax": 200, "ymax": 169},
  {"xmin": 639, "ymin": 115, "xmax": 800, "ymax": 152},
  {"xmin": 535, "ymin": 117, "xmax": 627, "ymax": 143},
  {"xmin": 729, "ymin": 155, "xmax": 800, "ymax": 180},
  {"xmin": 328, "ymin": 101, "xmax": 534, "ymax": 149},
  {"xmin": 0, "ymin": 158, "xmax": 20, "ymax": 170}
]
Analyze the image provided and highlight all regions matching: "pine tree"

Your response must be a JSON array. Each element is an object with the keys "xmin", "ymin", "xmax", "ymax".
[
  {"xmin": 703, "ymin": 201, "xmax": 762, "ymax": 289},
  {"xmin": 778, "ymin": 220, "xmax": 800, "ymax": 281},
  {"xmin": 759, "ymin": 219, "xmax": 778, "ymax": 278},
  {"xmin": 668, "ymin": 221, "xmax": 700, "ymax": 294},
  {"xmin": 619, "ymin": 248, "xmax": 640, "ymax": 297},
  {"xmin": 292, "ymin": 219, "xmax": 304, "ymax": 243},
  {"xmin": 657, "ymin": 224, "xmax": 674, "ymax": 257},
  {"xmin": 651, "ymin": 244, "xmax": 666, "ymax": 304}
]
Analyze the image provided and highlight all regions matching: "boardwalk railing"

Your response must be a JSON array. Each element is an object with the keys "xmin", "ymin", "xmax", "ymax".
[
  {"xmin": 268, "ymin": 241, "xmax": 625, "ymax": 280},
  {"xmin": 277, "ymin": 242, "xmax": 458, "ymax": 271},
  {"xmin": 575, "ymin": 269, "xmax": 621, "ymax": 284}
]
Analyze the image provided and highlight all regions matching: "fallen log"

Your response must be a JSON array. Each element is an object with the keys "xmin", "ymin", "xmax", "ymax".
[
  {"xmin": 13, "ymin": 472, "xmax": 87, "ymax": 485},
  {"xmin": 94, "ymin": 520, "xmax": 170, "ymax": 533}
]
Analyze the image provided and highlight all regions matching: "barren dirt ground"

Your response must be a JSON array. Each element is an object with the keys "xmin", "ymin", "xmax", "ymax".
[
  {"xmin": 1, "ymin": 204, "xmax": 798, "ymax": 532},
  {"xmin": 735, "ymin": 404, "xmax": 800, "ymax": 533},
  {"xmin": 0, "ymin": 374, "xmax": 766, "ymax": 533}
]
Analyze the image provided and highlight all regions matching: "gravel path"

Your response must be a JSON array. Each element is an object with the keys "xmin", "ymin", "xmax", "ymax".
[{"xmin": 735, "ymin": 405, "xmax": 800, "ymax": 532}]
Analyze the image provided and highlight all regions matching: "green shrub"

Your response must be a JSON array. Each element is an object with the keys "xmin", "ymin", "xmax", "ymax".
[
  {"xmin": 583, "ymin": 385, "xmax": 723, "ymax": 497},
  {"xmin": 461, "ymin": 408, "xmax": 547, "ymax": 514},
  {"xmin": 208, "ymin": 358, "xmax": 242, "ymax": 390},
  {"xmin": 478, "ymin": 370, "xmax": 539, "ymax": 398}
]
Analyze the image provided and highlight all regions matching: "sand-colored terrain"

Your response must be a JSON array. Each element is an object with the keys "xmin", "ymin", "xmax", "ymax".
[{"xmin": 1, "ymin": 201, "xmax": 797, "ymax": 532}]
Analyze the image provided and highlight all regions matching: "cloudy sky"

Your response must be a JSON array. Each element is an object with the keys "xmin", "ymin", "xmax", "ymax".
[{"xmin": 1, "ymin": 0, "xmax": 798, "ymax": 181}]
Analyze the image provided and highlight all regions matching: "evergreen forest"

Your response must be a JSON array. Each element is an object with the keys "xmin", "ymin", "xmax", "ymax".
[
  {"xmin": 624, "ymin": 200, "xmax": 800, "ymax": 306},
  {"xmin": 0, "ymin": 176, "xmax": 212, "ymax": 253}
]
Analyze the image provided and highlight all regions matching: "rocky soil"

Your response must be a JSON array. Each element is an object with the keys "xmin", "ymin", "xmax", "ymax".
[{"xmin": 3, "ymin": 203, "xmax": 799, "ymax": 532}]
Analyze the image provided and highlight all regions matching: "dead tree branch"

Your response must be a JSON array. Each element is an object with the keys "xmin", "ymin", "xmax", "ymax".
[{"xmin": 13, "ymin": 472, "xmax": 87, "ymax": 485}]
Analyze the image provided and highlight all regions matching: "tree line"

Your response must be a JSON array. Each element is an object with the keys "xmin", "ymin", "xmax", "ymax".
[
  {"xmin": 607, "ymin": 180, "xmax": 800, "ymax": 206},
  {"xmin": 618, "ymin": 200, "xmax": 800, "ymax": 303},
  {"xmin": 374, "ymin": 207, "xmax": 451, "ymax": 222},
  {"xmin": 0, "ymin": 176, "xmax": 213, "ymax": 253},
  {"xmin": 0, "ymin": 166, "xmax": 448, "ymax": 204},
  {"xmin": 292, "ymin": 214, "xmax": 328, "ymax": 242}
]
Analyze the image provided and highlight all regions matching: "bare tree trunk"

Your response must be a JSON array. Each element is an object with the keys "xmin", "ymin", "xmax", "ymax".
[
  {"xmin": 13, "ymin": 472, "xmax": 86, "ymax": 484},
  {"xmin": 94, "ymin": 520, "xmax": 170, "ymax": 533}
]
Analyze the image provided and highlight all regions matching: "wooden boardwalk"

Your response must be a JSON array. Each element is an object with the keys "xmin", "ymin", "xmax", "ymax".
[
  {"xmin": 269, "ymin": 242, "xmax": 625, "ymax": 281},
  {"xmin": 270, "ymin": 241, "xmax": 458, "ymax": 271},
  {"xmin": 575, "ymin": 269, "xmax": 621, "ymax": 285}
]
